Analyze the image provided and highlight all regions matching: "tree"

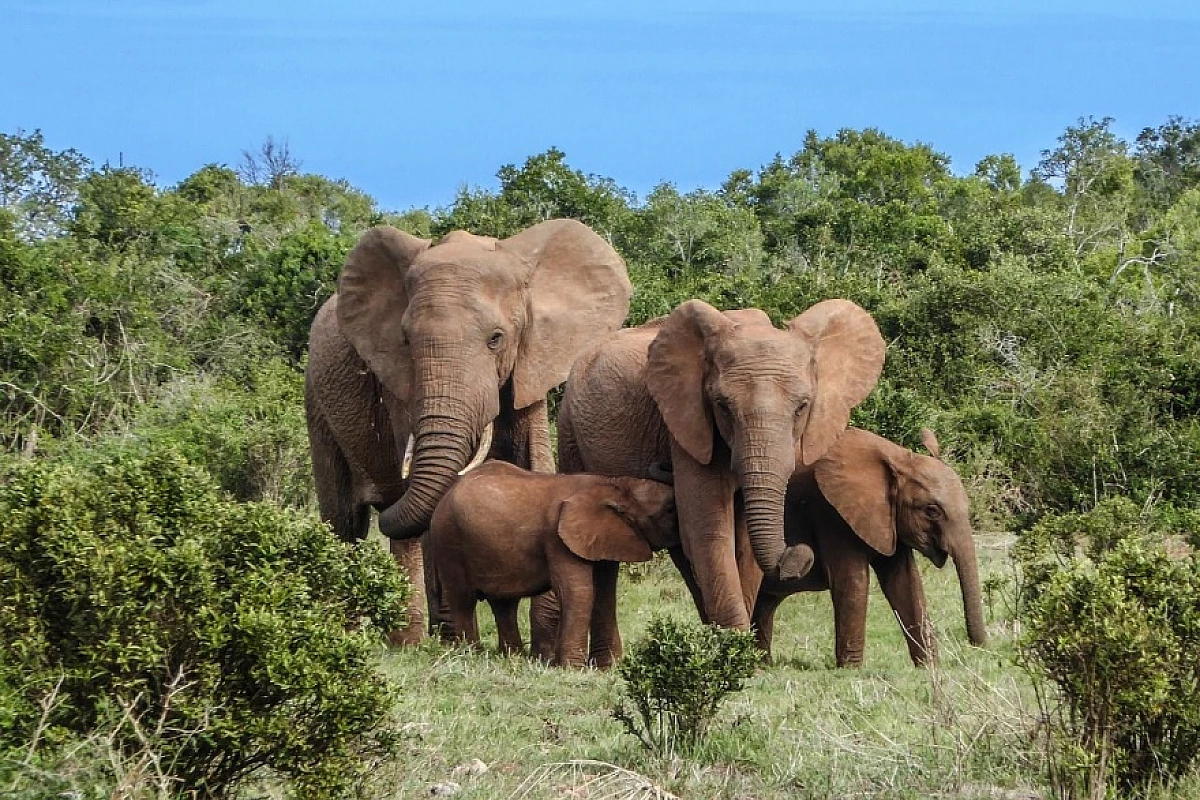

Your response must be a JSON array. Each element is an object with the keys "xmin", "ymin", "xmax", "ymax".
[
  {"xmin": 1033, "ymin": 117, "xmax": 1134, "ymax": 256},
  {"xmin": 436, "ymin": 148, "xmax": 633, "ymax": 240},
  {"xmin": 1133, "ymin": 115, "xmax": 1200, "ymax": 211},
  {"xmin": 974, "ymin": 153, "xmax": 1022, "ymax": 193},
  {"xmin": 0, "ymin": 129, "xmax": 89, "ymax": 240},
  {"xmin": 238, "ymin": 135, "xmax": 302, "ymax": 190},
  {"xmin": 68, "ymin": 166, "xmax": 160, "ymax": 249},
  {"xmin": 630, "ymin": 183, "xmax": 764, "ymax": 278}
]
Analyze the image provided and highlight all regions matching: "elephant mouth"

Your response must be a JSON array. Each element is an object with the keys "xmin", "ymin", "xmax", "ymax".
[
  {"xmin": 400, "ymin": 422, "xmax": 494, "ymax": 480},
  {"xmin": 929, "ymin": 546, "xmax": 949, "ymax": 568}
]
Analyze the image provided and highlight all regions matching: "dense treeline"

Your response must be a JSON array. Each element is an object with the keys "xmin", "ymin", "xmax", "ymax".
[
  {"xmin": 2, "ymin": 118, "xmax": 1200, "ymax": 527},
  {"xmin": 3, "ymin": 119, "xmax": 1200, "ymax": 797}
]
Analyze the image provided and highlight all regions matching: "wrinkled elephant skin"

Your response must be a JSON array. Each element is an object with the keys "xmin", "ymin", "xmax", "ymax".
[
  {"xmin": 305, "ymin": 220, "xmax": 631, "ymax": 643},
  {"xmin": 557, "ymin": 299, "xmax": 885, "ymax": 635},
  {"xmin": 428, "ymin": 461, "xmax": 678, "ymax": 668},
  {"xmin": 753, "ymin": 428, "xmax": 989, "ymax": 667}
]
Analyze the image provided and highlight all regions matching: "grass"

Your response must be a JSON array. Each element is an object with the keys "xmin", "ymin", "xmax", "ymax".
[{"xmin": 369, "ymin": 535, "xmax": 1055, "ymax": 799}]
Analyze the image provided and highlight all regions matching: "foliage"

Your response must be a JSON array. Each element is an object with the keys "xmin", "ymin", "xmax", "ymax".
[
  {"xmin": 0, "ymin": 129, "xmax": 88, "ymax": 240},
  {"xmin": 235, "ymin": 220, "xmax": 353, "ymax": 359},
  {"xmin": 4, "ymin": 123, "xmax": 1199, "ymax": 533},
  {"xmin": 1015, "ymin": 498, "xmax": 1200, "ymax": 797},
  {"xmin": 127, "ymin": 359, "xmax": 314, "ymax": 508},
  {"xmin": 0, "ymin": 443, "xmax": 409, "ymax": 798},
  {"xmin": 613, "ymin": 616, "xmax": 759, "ymax": 757}
]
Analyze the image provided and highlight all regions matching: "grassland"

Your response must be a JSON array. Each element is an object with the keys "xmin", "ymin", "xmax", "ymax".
[{"xmin": 366, "ymin": 536, "xmax": 1059, "ymax": 799}]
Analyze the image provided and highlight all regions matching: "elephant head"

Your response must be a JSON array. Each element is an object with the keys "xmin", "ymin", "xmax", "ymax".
[
  {"xmin": 813, "ymin": 428, "xmax": 988, "ymax": 646},
  {"xmin": 336, "ymin": 219, "xmax": 631, "ymax": 538},
  {"xmin": 645, "ymin": 299, "xmax": 884, "ymax": 581},
  {"xmin": 557, "ymin": 478, "xmax": 679, "ymax": 562}
]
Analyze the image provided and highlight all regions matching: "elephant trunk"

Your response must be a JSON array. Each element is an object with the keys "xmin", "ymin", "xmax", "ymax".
[
  {"xmin": 737, "ymin": 418, "xmax": 813, "ymax": 581},
  {"xmin": 379, "ymin": 376, "xmax": 492, "ymax": 539},
  {"xmin": 951, "ymin": 534, "xmax": 988, "ymax": 647}
]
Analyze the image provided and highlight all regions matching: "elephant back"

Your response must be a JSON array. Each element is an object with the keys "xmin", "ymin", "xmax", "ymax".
[{"xmin": 559, "ymin": 325, "xmax": 671, "ymax": 479}]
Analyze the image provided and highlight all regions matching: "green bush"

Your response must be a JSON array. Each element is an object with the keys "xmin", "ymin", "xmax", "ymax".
[
  {"xmin": 1016, "ymin": 498, "xmax": 1200, "ymax": 797},
  {"xmin": 0, "ymin": 443, "xmax": 408, "ymax": 798},
  {"xmin": 128, "ymin": 359, "xmax": 313, "ymax": 508},
  {"xmin": 613, "ymin": 616, "xmax": 759, "ymax": 757}
]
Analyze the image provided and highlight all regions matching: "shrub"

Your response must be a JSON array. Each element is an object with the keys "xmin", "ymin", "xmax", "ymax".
[
  {"xmin": 613, "ymin": 616, "xmax": 759, "ymax": 757},
  {"xmin": 129, "ymin": 359, "xmax": 314, "ymax": 508},
  {"xmin": 0, "ymin": 443, "xmax": 408, "ymax": 798},
  {"xmin": 1016, "ymin": 498, "xmax": 1200, "ymax": 797}
]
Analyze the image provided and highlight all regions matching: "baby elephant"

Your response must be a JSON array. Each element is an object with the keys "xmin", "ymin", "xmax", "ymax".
[
  {"xmin": 753, "ymin": 428, "xmax": 988, "ymax": 667},
  {"xmin": 428, "ymin": 461, "xmax": 678, "ymax": 668}
]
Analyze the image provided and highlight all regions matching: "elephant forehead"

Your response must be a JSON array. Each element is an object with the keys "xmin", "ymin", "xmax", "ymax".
[
  {"xmin": 406, "ymin": 245, "xmax": 529, "ymax": 290},
  {"xmin": 914, "ymin": 456, "xmax": 969, "ymax": 503},
  {"xmin": 710, "ymin": 334, "xmax": 809, "ymax": 376}
]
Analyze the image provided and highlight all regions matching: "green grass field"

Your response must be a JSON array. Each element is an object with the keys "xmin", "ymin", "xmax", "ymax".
[{"xmin": 365, "ymin": 536, "xmax": 1062, "ymax": 799}]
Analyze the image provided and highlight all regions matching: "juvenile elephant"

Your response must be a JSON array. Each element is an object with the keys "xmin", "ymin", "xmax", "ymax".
[
  {"xmin": 427, "ymin": 461, "xmax": 678, "ymax": 668},
  {"xmin": 557, "ymin": 299, "xmax": 885, "ymax": 640},
  {"xmin": 305, "ymin": 220, "xmax": 631, "ymax": 643},
  {"xmin": 753, "ymin": 428, "xmax": 988, "ymax": 667}
]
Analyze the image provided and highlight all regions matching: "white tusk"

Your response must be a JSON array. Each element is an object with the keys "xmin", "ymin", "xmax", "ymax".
[
  {"xmin": 401, "ymin": 434, "xmax": 415, "ymax": 480},
  {"xmin": 458, "ymin": 423, "xmax": 493, "ymax": 476}
]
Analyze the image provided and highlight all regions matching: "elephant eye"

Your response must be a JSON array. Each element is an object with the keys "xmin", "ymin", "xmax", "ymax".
[
  {"xmin": 487, "ymin": 330, "xmax": 504, "ymax": 350},
  {"xmin": 924, "ymin": 504, "xmax": 942, "ymax": 520},
  {"xmin": 794, "ymin": 398, "xmax": 810, "ymax": 417}
]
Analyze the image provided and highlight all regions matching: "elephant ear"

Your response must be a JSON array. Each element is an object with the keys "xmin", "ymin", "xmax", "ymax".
[
  {"xmin": 646, "ymin": 300, "xmax": 734, "ymax": 465},
  {"xmin": 557, "ymin": 486, "xmax": 654, "ymax": 563},
  {"xmin": 499, "ymin": 219, "xmax": 632, "ymax": 410},
  {"xmin": 335, "ymin": 226, "xmax": 431, "ymax": 399},
  {"xmin": 920, "ymin": 428, "xmax": 941, "ymax": 460},
  {"xmin": 787, "ymin": 300, "xmax": 885, "ymax": 465},
  {"xmin": 814, "ymin": 429, "xmax": 897, "ymax": 556}
]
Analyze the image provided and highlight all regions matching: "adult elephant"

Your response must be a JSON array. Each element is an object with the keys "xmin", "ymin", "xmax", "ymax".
[
  {"xmin": 557, "ymin": 299, "xmax": 885, "ymax": 638},
  {"xmin": 752, "ymin": 428, "xmax": 988, "ymax": 667},
  {"xmin": 305, "ymin": 220, "xmax": 631, "ymax": 643}
]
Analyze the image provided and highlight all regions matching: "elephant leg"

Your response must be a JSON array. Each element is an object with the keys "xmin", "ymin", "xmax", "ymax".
[
  {"xmin": 423, "ymin": 537, "xmax": 453, "ymax": 640},
  {"xmin": 551, "ymin": 558, "xmax": 595, "ymax": 669},
  {"xmin": 487, "ymin": 598, "xmax": 525, "ymax": 655},
  {"xmin": 874, "ymin": 549, "xmax": 936, "ymax": 666},
  {"xmin": 671, "ymin": 444, "xmax": 746, "ymax": 629},
  {"xmin": 750, "ymin": 589, "xmax": 786, "ymax": 663},
  {"xmin": 828, "ymin": 557, "xmax": 872, "ymax": 668},
  {"xmin": 587, "ymin": 560, "xmax": 622, "ymax": 670},
  {"xmin": 442, "ymin": 583, "xmax": 480, "ymax": 646},
  {"xmin": 518, "ymin": 397, "xmax": 555, "ymax": 474},
  {"xmin": 388, "ymin": 537, "xmax": 427, "ymax": 647},
  {"xmin": 667, "ymin": 546, "xmax": 710, "ymax": 624},
  {"xmin": 528, "ymin": 592, "xmax": 559, "ymax": 663}
]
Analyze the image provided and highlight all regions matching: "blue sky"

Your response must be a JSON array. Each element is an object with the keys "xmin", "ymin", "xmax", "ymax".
[{"xmin": 3, "ymin": 1, "xmax": 1198, "ymax": 211}]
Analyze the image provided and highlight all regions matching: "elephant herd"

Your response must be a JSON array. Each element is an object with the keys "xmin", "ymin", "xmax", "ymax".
[{"xmin": 304, "ymin": 219, "xmax": 988, "ymax": 669}]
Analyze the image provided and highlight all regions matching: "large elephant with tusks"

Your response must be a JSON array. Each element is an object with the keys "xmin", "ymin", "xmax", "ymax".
[{"xmin": 305, "ymin": 220, "xmax": 631, "ymax": 643}]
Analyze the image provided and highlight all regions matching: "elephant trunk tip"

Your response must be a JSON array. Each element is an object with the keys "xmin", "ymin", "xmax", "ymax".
[{"xmin": 775, "ymin": 543, "xmax": 815, "ymax": 582}]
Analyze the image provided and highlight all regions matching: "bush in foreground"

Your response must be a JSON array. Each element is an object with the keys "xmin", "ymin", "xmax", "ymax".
[
  {"xmin": 1016, "ymin": 498, "xmax": 1200, "ymax": 798},
  {"xmin": 613, "ymin": 616, "xmax": 759, "ymax": 758},
  {"xmin": 0, "ymin": 444, "xmax": 408, "ymax": 798}
]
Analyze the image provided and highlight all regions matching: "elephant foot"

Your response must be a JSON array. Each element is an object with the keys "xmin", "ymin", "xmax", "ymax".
[
  {"xmin": 588, "ymin": 650, "xmax": 619, "ymax": 671},
  {"xmin": 387, "ymin": 624, "xmax": 427, "ymax": 648},
  {"xmin": 776, "ymin": 544, "xmax": 815, "ymax": 582}
]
